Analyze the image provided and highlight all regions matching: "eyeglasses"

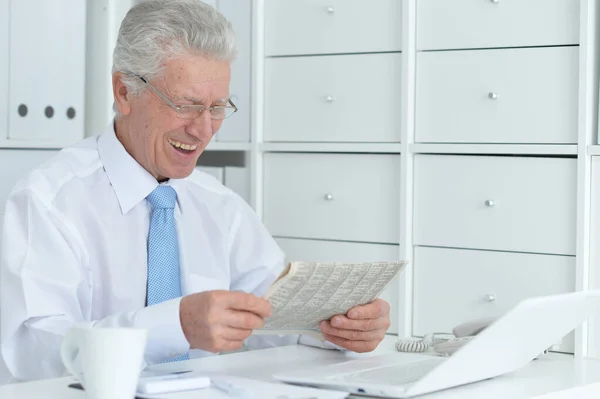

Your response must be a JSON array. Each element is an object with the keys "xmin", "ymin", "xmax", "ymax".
[{"xmin": 138, "ymin": 76, "xmax": 238, "ymax": 120}]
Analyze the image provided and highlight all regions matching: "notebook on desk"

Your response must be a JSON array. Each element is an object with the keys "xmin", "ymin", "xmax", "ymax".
[{"xmin": 274, "ymin": 290, "xmax": 600, "ymax": 398}]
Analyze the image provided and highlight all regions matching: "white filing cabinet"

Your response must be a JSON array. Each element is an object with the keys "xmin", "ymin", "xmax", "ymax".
[
  {"xmin": 1, "ymin": 0, "xmax": 86, "ymax": 148},
  {"xmin": 416, "ymin": 0, "xmax": 579, "ymax": 50},
  {"xmin": 261, "ymin": 0, "xmax": 403, "ymax": 335},
  {"xmin": 265, "ymin": 53, "xmax": 403, "ymax": 142},
  {"xmin": 414, "ymin": 155, "xmax": 577, "ymax": 255},
  {"xmin": 264, "ymin": 153, "xmax": 400, "ymax": 243},
  {"xmin": 413, "ymin": 246, "xmax": 575, "ymax": 353},
  {"xmin": 409, "ymin": 0, "xmax": 580, "ymax": 347},
  {"xmin": 416, "ymin": 47, "xmax": 579, "ymax": 144},
  {"xmin": 264, "ymin": 0, "xmax": 403, "ymax": 56},
  {"xmin": 259, "ymin": 0, "xmax": 592, "ymax": 353}
]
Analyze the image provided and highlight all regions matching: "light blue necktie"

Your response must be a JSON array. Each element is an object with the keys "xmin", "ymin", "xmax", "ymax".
[{"xmin": 146, "ymin": 185, "xmax": 189, "ymax": 362}]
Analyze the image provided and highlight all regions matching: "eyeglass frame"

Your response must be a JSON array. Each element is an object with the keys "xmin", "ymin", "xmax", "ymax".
[{"xmin": 137, "ymin": 76, "xmax": 238, "ymax": 120}]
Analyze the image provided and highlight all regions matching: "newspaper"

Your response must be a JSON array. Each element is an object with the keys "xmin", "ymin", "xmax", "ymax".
[{"xmin": 253, "ymin": 260, "xmax": 407, "ymax": 340}]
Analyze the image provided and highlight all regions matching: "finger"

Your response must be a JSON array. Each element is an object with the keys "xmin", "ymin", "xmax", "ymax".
[
  {"xmin": 227, "ymin": 292, "xmax": 272, "ymax": 318},
  {"xmin": 221, "ymin": 327, "xmax": 253, "ymax": 341},
  {"xmin": 322, "ymin": 333, "xmax": 380, "ymax": 353},
  {"xmin": 320, "ymin": 321, "xmax": 384, "ymax": 342},
  {"xmin": 347, "ymin": 299, "xmax": 389, "ymax": 320},
  {"xmin": 226, "ymin": 309, "xmax": 265, "ymax": 330},
  {"xmin": 329, "ymin": 315, "xmax": 390, "ymax": 332}
]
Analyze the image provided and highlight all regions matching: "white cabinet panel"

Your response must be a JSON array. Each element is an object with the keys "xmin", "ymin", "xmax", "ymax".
[
  {"xmin": 264, "ymin": 153, "xmax": 400, "ymax": 244},
  {"xmin": 265, "ymin": 0, "xmax": 402, "ymax": 56},
  {"xmin": 195, "ymin": 166, "xmax": 224, "ymax": 183},
  {"xmin": 0, "ymin": 0, "xmax": 7, "ymax": 141},
  {"xmin": 414, "ymin": 155, "xmax": 577, "ymax": 255},
  {"xmin": 416, "ymin": 47, "xmax": 578, "ymax": 144},
  {"xmin": 215, "ymin": 0, "xmax": 251, "ymax": 142},
  {"xmin": 265, "ymin": 53, "xmax": 402, "ymax": 142},
  {"xmin": 417, "ymin": 0, "xmax": 579, "ymax": 50},
  {"xmin": 589, "ymin": 157, "xmax": 600, "ymax": 357},
  {"xmin": 413, "ymin": 246, "xmax": 575, "ymax": 353},
  {"xmin": 275, "ymin": 237, "xmax": 401, "ymax": 335},
  {"xmin": 224, "ymin": 166, "xmax": 250, "ymax": 205},
  {"xmin": 8, "ymin": 0, "xmax": 86, "ymax": 144}
]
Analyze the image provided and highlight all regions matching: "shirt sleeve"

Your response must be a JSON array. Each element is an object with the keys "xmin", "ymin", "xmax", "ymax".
[{"xmin": 0, "ymin": 189, "xmax": 189, "ymax": 382}]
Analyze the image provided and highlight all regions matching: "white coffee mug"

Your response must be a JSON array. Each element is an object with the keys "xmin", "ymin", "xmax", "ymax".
[{"xmin": 61, "ymin": 327, "xmax": 148, "ymax": 399}]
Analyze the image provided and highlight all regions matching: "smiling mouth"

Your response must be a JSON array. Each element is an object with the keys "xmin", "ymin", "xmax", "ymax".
[{"xmin": 168, "ymin": 138, "xmax": 198, "ymax": 154}]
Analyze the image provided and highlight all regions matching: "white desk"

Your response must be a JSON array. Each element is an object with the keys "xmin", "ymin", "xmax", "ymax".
[{"xmin": 2, "ymin": 337, "xmax": 600, "ymax": 398}]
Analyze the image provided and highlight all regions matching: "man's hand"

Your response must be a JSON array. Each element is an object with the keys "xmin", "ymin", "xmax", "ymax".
[
  {"xmin": 179, "ymin": 290, "xmax": 271, "ymax": 353},
  {"xmin": 319, "ymin": 298, "xmax": 391, "ymax": 353}
]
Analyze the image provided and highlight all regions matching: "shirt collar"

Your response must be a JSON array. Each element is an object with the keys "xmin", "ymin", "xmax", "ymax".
[{"xmin": 97, "ymin": 123, "xmax": 184, "ymax": 215}]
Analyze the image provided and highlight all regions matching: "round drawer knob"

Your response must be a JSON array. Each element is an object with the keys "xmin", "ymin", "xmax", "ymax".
[
  {"xmin": 485, "ymin": 294, "xmax": 496, "ymax": 302},
  {"xmin": 488, "ymin": 92, "xmax": 498, "ymax": 100},
  {"xmin": 326, "ymin": 6, "xmax": 335, "ymax": 14},
  {"xmin": 490, "ymin": 0, "xmax": 500, "ymax": 3},
  {"xmin": 484, "ymin": 199, "xmax": 495, "ymax": 207},
  {"xmin": 325, "ymin": 95, "xmax": 334, "ymax": 103},
  {"xmin": 324, "ymin": 193, "xmax": 334, "ymax": 201}
]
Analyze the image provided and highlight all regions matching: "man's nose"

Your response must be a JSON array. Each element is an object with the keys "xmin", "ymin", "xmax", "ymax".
[{"xmin": 186, "ymin": 110, "xmax": 213, "ymax": 139}]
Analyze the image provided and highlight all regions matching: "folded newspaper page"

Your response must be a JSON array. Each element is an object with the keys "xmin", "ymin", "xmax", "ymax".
[{"xmin": 253, "ymin": 260, "xmax": 407, "ymax": 340}]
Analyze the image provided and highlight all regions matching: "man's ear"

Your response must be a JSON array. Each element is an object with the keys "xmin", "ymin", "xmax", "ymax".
[{"xmin": 112, "ymin": 72, "xmax": 132, "ymax": 116}]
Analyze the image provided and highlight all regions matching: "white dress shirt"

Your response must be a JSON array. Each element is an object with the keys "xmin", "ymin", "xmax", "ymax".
[{"xmin": 0, "ymin": 125, "xmax": 304, "ymax": 381}]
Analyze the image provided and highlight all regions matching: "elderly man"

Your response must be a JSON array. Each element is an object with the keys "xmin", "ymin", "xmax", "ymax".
[{"xmin": 0, "ymin": 0, "xmax": 391, "ymax": 381}]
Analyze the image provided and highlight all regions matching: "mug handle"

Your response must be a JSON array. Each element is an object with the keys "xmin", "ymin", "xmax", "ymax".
[{"xmin": 60, "ymin": 329, "xmax": 84, "ymax": 384}]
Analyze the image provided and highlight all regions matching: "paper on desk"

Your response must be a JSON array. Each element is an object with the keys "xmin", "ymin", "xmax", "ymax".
[{"xmin": 148, "ymin": 375, "xmax": 349, "ymax": 399}]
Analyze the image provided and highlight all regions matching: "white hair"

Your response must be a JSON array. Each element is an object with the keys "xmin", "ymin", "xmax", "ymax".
[{"xmin": 112, "ymin": 0, "xmax": 237, "ymax": 98}]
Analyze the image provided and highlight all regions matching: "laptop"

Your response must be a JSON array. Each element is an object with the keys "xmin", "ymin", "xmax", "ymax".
[{"xmin": 273, "ymin": 290, "xmax": 600, "ymax": 398}]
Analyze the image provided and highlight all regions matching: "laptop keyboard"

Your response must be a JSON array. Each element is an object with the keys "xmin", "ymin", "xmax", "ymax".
[{"xmin": 329, "ymin": 358, "xmax": 445, "ymax": 386}]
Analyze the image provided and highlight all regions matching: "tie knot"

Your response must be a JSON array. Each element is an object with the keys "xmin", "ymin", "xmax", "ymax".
[{"xmin": 146, "ymin": 186, "xmax": 177, "ymax": 209}]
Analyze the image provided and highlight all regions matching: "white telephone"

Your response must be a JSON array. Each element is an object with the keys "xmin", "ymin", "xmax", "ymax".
[{"xmin": 395, "ymin": 317, "xmax": 497, "ymax": 356}]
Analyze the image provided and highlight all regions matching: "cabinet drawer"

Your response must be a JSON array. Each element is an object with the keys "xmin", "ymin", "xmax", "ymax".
[
  {"xmin": 275, "ymin": 238, "xmax": 401, "ymax": 334},
  {"xmin": 417, "ymin": 0, "xmax": 579, "ymax": 50},
  {"xmin": 414, "ymin": 155, "xmax": 577, "ymax": 255},
  {"xmin": 413, "ymin": 246, "xmax": 574, "ymax": 352},
  {"xmin": 265, "ymin": 0, "xmax": 402, "ymax": 56},
  {"xmin": 264, "ymin": 153, "xmax": 400, "ymax": 243},
  {"xmin": 416, "ymin": 47, "xmax": 578, "ymax": 144},
  {"xmin": 265, "ymin": 53, "xmax": 402, "ymax": 143}
]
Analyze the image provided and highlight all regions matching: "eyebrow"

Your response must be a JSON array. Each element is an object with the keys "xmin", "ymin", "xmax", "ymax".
[{"xmin": 180, "ymin": 96, "xmax": 231, "ymax": 104}]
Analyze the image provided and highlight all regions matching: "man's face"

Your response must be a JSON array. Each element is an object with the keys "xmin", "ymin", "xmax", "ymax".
[{"xmin": 121, "ymin": 55, "xmax": 231, "ymax": 181}]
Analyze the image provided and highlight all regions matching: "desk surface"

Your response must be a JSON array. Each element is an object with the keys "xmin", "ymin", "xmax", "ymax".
[{"xmin": 2, "ymin": 337, "xmax": 600, "ymax": 398}]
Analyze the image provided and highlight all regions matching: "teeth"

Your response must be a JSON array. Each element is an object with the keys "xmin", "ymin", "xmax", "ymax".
[{"xmin": 168, "ymin": 139, "xmax": 197, "ymax": 151}]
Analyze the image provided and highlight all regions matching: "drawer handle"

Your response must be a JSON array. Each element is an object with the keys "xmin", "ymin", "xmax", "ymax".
[
  {"xmin": 484, "ymin": 199, "xmax": 495, "ymax": 207},
  {"xmin": 326, "ymin": 6, "xmax": 335, "ymax": 14},
  {"xmin": 490, "ymin": 0, "xmax": 500, "ymax": 3},
  {"xmin": 485, "ymin": 294, "xmax": 496, "ymax": 302},
  {"xmin": 325, "ymin": 95, "xmax": 335, "ymax": 103},
  {"xmin": 488, "ymin": 92, "xmax": 498, "ymax": 100},
  {"xmin": 324, "ymin": 193, "xmax": 334, "ymax": 201}
]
